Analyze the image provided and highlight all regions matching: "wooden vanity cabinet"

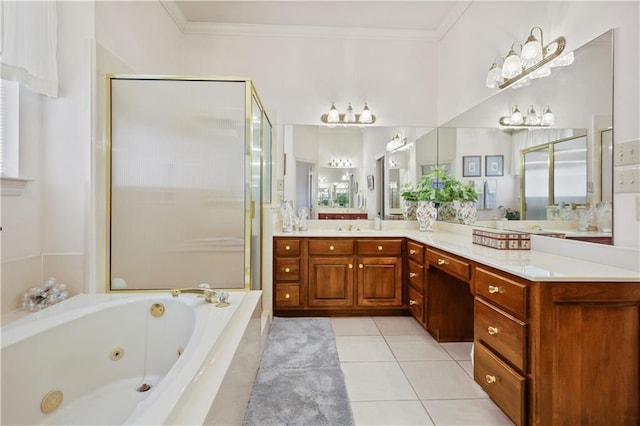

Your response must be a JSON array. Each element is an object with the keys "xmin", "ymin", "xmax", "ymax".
[
  {"xmin": 473, "ymin": 266, "xmax": 529, "ymax": 426},
  {"xmin": 273, "ymin": 238, "xmax": 303, "ymax": 309},
  {"xmin": 356, "ymin": 239, "xmax": 403, "ymax": 307},
  {"xmin": 406, "ymin": 240, "xmax": 426, "ymax": 326},
  {"xmin": 307, "ymin": 239, "xmax": 355, "ymax": 308},
  {"xmin": 425, "ymin": 247, "xmax": 474, "ymax": 342},
  {"xmin": 274, "ymin": 237, "xmax": 404, "ymax": 315}
]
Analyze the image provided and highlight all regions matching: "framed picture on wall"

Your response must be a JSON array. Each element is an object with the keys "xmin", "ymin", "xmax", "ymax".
[
  {"xmin": 462, "ymin": 156, "xmax": 481, "ymax": 177},
  {"xmin": 367, "ymin": 175, "xmax": 374, "ymax": 190},
  {"xmin": 485, "ymin": 155, "xmax": 504, "ymax": 177}
]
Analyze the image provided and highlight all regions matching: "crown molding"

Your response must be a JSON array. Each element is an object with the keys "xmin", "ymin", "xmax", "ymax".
[
  {"xmin": 184, "ymin": 22, "xmax": 439, "ymax": 41},
  {"xmin": 160, "ymin": 0, "xmax": 187, "ymax": 33},
  {"xmin": 436, "ymin": 1, "xmax": 472, "ymax": 40}
]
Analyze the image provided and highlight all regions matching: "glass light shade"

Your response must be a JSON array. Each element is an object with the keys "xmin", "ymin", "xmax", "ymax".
[
  {"xmin": 529, "ymin": 65, "xmax": 551, "ymax": 80},
  {"xmin": 550, "ymin": 51, "xmax": 574, "ymax": 67},
  {"xmin": 541, "ymin": 106, "xmax": 555, "ymax": 126},
  {"xmin": 344, "ymin": 103, "xmax": 356, "ymax": 123},
  {"xmin": 502, "ymin": 50, "xmax": 523, "ymax": 79},
  {"xmin": 525, "ymin": 106, "xmax": 540, "ymax": 125},
  {"xmin": 359, "ymin": 104, "xmax": 372, "ymax": 123},
  {"xmin": 510, "ymin": 105, "xmax": 523, "ymax": 125},
  {"xmin": 327, "ymin": 103, "xmax": 340, "ymax": 123},
  {"xmin": 485, "ymin": 65, "xmax": 503, "ymax": 89},
  {"xmin": 521, "ymin": 35, "xmax": 543, "ymax": 67}
]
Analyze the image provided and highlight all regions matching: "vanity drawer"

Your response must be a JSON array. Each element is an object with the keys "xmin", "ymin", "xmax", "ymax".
[
  {"xmin": 407, "ymin": 285, "xmax": 424, "ymax": 324},
  {"xmin": 357, "ymin": 239, "xmax": 402, "ymax": 256},
  {"xmin": 275, "ymin": 258, "xmax": 300, "ymax": 281},
  {"xmin": 474, "ymin": 342, "xmax": 526, "ymax": 426},
  {"xmin": 426, "ymin": 248, "xmax": 471, "ymax": 282},
  {"xmin": 275, "ymin": 239, "xmax": 301, "ymax": 256},
  {"xmin": 407, "ymin": 240, "xmax": 425, "ymax": 264},
  {"xmin": 275, "ymin": 284, "xmax": 300, "ymax": 308},
  {"xmin": 407, "ymin": 260, "xmax": 424, "ymax": 291},
  {"xmin": 475, "ymin": 298, "xmax": 527, "ymax": 371},
  {"xmin": 475, "ymin": 267, "xmax": 527, "ymax": 318},
  {"xmin": 308, "ymin": 239, "xmax": 354, "ymax": 255}
]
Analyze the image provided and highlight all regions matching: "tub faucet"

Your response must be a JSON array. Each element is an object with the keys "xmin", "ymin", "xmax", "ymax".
[{"xmin": 170, "ymin": 283, "xmax": 217, "ymax": 303}]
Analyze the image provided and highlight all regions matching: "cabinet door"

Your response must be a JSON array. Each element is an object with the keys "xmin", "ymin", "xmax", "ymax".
[
  {"xmin": 357, "ymin": 256, "xmax": 402, "ymax": 307},
  {"xmin": 308, "ymin": 257, "xmax": 354, "ymax": 307}
]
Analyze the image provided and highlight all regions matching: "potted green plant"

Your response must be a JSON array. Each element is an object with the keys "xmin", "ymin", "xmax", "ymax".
[
  {"xmin": 419, "ymin": 167, "xmax": 478, "ymax": 224},
  {"xmin": 400, "ymin": 182, "xmax": 419, "ymax": 220}
]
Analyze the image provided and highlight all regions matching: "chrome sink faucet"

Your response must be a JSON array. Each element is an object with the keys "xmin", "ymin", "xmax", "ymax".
[{"xmin": 170, "ymin": 283, "xmax": 217, "ymax": 303}]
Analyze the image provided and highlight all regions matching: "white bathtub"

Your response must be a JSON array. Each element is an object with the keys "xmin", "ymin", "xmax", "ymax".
[{"xmin": 1, "ymin": 290, "xmax": 263, "ymax": 425}]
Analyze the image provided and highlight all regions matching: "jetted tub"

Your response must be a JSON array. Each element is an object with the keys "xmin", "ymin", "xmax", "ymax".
[{"xmin": 1, "ymin": 290, "xmax": 263, "ymax": 425}]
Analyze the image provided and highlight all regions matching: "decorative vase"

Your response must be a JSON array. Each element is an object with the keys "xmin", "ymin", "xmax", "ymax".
[
  {"xmin": 402, "ymin": 200, "xmax": 418, "ymax": 221},
  {"xmin": 416, "ymin": 201, "xmax": 437, "ymax": 232},
  {"xmin": 458, "ymin": 201, "xmax": 477, "ymax": 225},
  {"xmin": 437, "ymin": 202, "xmax": 458, "ymax": 222}
]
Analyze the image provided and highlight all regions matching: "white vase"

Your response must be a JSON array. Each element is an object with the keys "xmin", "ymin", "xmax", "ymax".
[
  {"xmin": 437, "ymin": 202, "xmax": 458, "ymax": 222},
  {"xmin": 458, "ymin": 201, "xmax": 477, "ymax": 225},
  {"xmin": 416, "ymin": 201, "xmax": 437, "ymax": 232},
  {"xmin": 402, "ymin": 200, "xmax": 418, "ymax": 220}
]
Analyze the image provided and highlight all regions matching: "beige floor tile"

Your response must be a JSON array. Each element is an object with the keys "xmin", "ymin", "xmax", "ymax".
[
  {"xmin": 458, "ymin": 360, "xmax": 474, "ymax": 378},
  {"xmin": 423, "ymin": 398, "xmax": 514, "ymax": 425},
  {"xmin": 385, "ymin": 335, "xmax": 453, "ymax": 361},
  {"xmin": 351, "ymin": 400, "xmax": 434, "ymax": 425},
  {"xmin": 373, "ymin": 316, "xmax": 431, "ymax": 336},
  {"xmin": 331, "ymin": 316, "xmax": 380, "ymax": 336},
  {"xmin": 336, "ymin": 335, "xmax": 396, "ymax": 362},
  {"xmin": 341, "ymin": 361, "xmax": 417, "ymax": 402},
  {"xmin": 401, "ymin": 360, "xmax": 488, "ymax": 400},
  {"xmin": 441, "ymin": 341, "xmax": 474, "ymax": 361}
]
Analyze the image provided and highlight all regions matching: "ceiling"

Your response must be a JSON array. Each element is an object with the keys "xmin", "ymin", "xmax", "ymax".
[{"xmin": 167, "ymin": 1, "xmax": 472, "ymax": 39}]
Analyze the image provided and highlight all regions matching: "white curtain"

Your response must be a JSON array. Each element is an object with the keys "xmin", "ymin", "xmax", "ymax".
[{"xmin": 1, "ymin": 1, "xmax": 58, "ymax": 97}]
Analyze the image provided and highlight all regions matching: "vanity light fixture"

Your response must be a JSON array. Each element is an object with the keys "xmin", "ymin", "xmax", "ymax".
[
  {"xmin": 386, "ymin": 133, "xmax": 406, "ymax": 152},
  {"xmin": 486, "ymin": 26, "xmax": 574, "ymax": 90},
  {"xmin": 499, "ymin": 104, "xmax": 555, "ymax": 127},
  {"xmin": 321, "ymin": 102, "xmax": 376, "ymax": 126},
  {"xmin": 329, "ymin": 159, "xmax": 352, "ymax": 168}
]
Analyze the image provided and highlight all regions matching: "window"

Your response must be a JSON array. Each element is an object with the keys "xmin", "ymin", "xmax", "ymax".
[{"xmin": 1, "ymin": 79, "xmax": 30, "ymax": 195}]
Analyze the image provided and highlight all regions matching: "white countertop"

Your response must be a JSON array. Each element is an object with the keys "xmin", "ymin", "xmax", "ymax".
[{"xmin": 274, "ymin": 225, "xmax": 639, "ymax": 283}]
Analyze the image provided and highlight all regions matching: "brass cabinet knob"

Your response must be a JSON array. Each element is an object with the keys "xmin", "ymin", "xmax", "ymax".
[
  {"xmin": 488, "ymin": 285, "xmax": 500, "ymax": 294},
  {"xmin": 409, "ymin": 272, "xmax": 417, "ymax": 278},
  {"xmin": 349, "ymin": 264, "xmax": 353, "ymax": 269},
  {"xmin": 485, "ymin": 374, "xmax": 497, "ymax": 384},
  {"xmin": 378, "ymin": 245, "xmax": 383, "ymax": 251},
  {"xmin": 359, "ymin": 264, "xmax": 363, "ymax": 269},
  {"xmin": 329, "ymin": 245, "xmax": 335, "ymax": 251},
  {"xmin": 285, "ymin": 293, "xmax": 290, "ymax": 299},
  {"xmin": 409, "ymin": 299, "xmax": 417, "ymax": 305},
  {"xmin": 284, "ymin": 267, "xmax": 290, "ymax": 273},
  {"xmin": 285, "ymin": 245, "xmax": 291, "ymax": 250},
  {"xmin": 487, "ymin": 326, "xmax": 499, "ymax": 335},
  {"xmin": 409, "ymin": 249, "xmax": 416, "ymax": 254},
  {"xmin": 437, "ymin": 258, "xmax": 449, "ymax": 265}
]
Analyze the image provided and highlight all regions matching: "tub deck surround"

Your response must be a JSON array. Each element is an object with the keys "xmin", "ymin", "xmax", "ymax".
[
  {"xmin": 274, "ymin": 224, "xmax": 639, "ymax": 282},
  {"xmin": 1, "ymin": 291, "xmax": 263, "ymax": 426}
]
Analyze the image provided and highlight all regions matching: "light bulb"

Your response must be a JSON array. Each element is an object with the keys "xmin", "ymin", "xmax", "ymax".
[
  {"xmin": 541, "ymin": 106, "xmax": 555, "ymax": 126},
  {"xmin": 510, "ymin": 105, "xmax": 523, "ymax": 125},
  {"xmin": 502, "ymin": 46, "xmax": 523, "ymax": 79},
  {"xmin": 359, "ymin": 103, "xmax": 372, "ymax": 123},
  {"xmin": 344, "ymin": 103, "xmax": 356, "ymax": 123},
  {"xmin": 525, "ymin": 105, "xmax": 540, "ymax": 125},
  {"xmin": 327, "ymin": 103, "xmax": 339, "ymax": 123}
]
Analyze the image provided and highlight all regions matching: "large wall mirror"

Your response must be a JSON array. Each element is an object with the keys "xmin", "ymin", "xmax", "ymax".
[
  {"xmin": 107, "ymin": 76, "xmax": 270, "ymax": 291},
  {"xmin": 436, "ymin": 30, "xmax": 613, "ymax": 243}
]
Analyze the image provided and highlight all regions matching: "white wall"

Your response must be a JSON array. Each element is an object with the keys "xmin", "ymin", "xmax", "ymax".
[{"xmin": 438, "ymin": 1, "xmax": 639, "ymax": 247}]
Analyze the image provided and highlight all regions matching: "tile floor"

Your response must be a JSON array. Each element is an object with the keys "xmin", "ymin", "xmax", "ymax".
[{"xmin": 331, "ymin": 316, "xmax": 514, "ymax": 426}]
